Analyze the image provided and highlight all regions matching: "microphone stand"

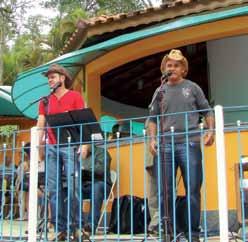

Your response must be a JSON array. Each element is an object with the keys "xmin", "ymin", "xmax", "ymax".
[
  {"xmin": 148, "ymin": 79, "xmax": 167, "ymax": 110},
  {"xmin": 29, "ymin": 92, "xmax": 54, "ymax": 106},
  {"xmin": 148, "ymin": 77, "xmax": 172, "ymax": 242}
]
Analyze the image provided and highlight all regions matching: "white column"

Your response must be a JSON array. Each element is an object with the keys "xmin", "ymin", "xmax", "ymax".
[
  {"xmin": 214, "ymin": 105, "xmax": 229, "ymax": 242},
  {"xmin": 28, "ymin": 127, "xmax": 39, "ymax": 242}
]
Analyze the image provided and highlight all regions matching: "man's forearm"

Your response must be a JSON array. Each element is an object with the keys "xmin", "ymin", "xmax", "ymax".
[
  {"xmin": 205, "ymin": 115, "xmax": 215, "ymax": 131},
  {"xmin": 38, "ymin": 129, "xmax": 45, "ymax": 145},
  {"xmin": 148, "ymin": 122, "xmax": 157, "ymax": 139},
  {"xmin": 36, "ymin": 115, "xmax": 46, "ymax": 147}
]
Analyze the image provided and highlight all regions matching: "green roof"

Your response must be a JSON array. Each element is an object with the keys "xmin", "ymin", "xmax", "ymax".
[
  {"xmin": 12, "ymin": 5, "xmax": 248, "ymax": 119},
  {"xmin": 0, "ymin": 86, "xmax": 22, "ymax": 116}
]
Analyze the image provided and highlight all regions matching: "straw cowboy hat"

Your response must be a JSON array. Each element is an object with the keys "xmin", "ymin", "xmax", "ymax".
[
  {"xmin": 43, "ymin": 64, "xmax": 73, "ymax": 89},
  {"xmin": 160, "ymin": 49, "xmax": 189, "ymax": 77}
]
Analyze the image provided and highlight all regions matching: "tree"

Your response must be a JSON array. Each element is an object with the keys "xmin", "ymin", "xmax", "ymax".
[
  {"xmin": 2, "ymin": 5, "xmax": 88, "ymax": 85},
  {"xmin": 0, "ymin": 0, "xmax": 32, "ymax": 85},
  {"xmin": 47, "ymin": 8, "xmax": 88, "ymax": 55},
  {"xmin": 0, "ymin": 125, "xmax": 18, "ymax": 146},
  {"xmin": 3, "ymin": 15, "xmax": 53, "ymax": 85},
  {"xmin": 42, "ymin": 0, "xmax": 95, "ymax": 17},
  {"xmin": 2, "ymin": 0, "xmax": 160, "ymax": 85},
  {"xmin": 2, "ymin": 7, "xmax": 88, "ymax": 85},
  {"xmin": 96, "ymin": 0, "xmax": 145, "ymax": 15},
  {"xmin": 42, "ymin": 0, "xmax": 154, "ymax": 17}
]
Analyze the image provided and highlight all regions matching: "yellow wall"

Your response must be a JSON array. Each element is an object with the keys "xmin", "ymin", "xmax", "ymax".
[
  {"xmin": 107, "ymin": 131, "xmax": 248, "ymax": 212},
  {"xmin": 81, "ymin": 15, "xmax": 248, "ymax": 118},
  {"xmin": 84, "ymin": 70, "xmax": 101, "ymax": 119}
]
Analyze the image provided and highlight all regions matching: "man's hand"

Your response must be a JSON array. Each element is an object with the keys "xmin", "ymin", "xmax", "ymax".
[
  {"xmin": 23, "ymin": 161, "xmax": 29, "ymax": 172},
  {"xmin": 149, "ymin": 138, "xmax": 157, "ymax": 156},
  {"xmin": 77, "ymin": 144, "xmax": 90, "ymax": 159},
  {"xmin": 204, "ymin": 131, "xmax": 214, "ymax": 146},
  {"xmin": 146, "ymin": 167, "xmax": 153, "ymax": 177}
]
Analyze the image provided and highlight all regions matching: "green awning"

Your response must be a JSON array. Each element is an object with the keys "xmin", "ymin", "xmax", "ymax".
[
  {"xmin": 100, "ymin": 115, "xmax": 118, "ymax": 133},
  {"xmin": 0, "ymin": 86, "xmax": 22, "ymax": 116},
  {"xmin": 12, "ymin": 5, "xmax": 248, "ymax": 119}
]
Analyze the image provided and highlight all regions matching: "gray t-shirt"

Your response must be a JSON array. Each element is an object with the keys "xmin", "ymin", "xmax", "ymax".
[{"xmin": 149, "ymin": 79, "xmax": 212, "ymax": 143}]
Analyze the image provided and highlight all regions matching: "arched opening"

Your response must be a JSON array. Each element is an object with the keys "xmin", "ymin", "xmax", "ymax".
[{"xmin": 101, "ymin": 42, "xmax": 208, "ymax": 109}]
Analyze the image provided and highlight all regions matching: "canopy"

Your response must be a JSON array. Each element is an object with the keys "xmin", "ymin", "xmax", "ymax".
[
  {"xmin": 100, "ymin": 115, "xmax": 118, "ymax": 133},
  {"xmin": 0, "ymin": 86, "xmax": 22, "ymax": 116},
  {"xmin": 12, "ymin": 5, "xmax": 248, "ymax": 119}
]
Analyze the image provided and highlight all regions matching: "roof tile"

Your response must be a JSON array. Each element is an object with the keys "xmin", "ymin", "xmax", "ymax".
[{"xmin": 61, "ymin": 0, "xmax": 248, "ymax": 54}]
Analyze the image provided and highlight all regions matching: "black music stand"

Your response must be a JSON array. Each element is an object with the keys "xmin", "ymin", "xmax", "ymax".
[
  {"xmin": 45, "ymin": 108, "xmax": 102, "ymax": 241},
  {"xmin": 45, "ymin": 108, "xmax": 103, "ymax": 145}
]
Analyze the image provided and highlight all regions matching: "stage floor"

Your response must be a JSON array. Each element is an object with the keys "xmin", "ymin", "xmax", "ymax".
[{"xmin": 0, "ymin": 220, "xmax": 244, "ymax": 241}]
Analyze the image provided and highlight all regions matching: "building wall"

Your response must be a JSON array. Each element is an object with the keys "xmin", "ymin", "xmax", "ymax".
[{"xmin": 207, "ymin": 34, "xmax": 248, "ymax": 123}]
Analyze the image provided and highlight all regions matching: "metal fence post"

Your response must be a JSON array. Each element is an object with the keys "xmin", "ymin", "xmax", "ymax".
[
  {"xmin": 28, "ymin": 127, "xmax": 39, "ymax": 242},
  {"xmin": 214, "ymin": 105, "xmax": 229, "ymax": 242}
]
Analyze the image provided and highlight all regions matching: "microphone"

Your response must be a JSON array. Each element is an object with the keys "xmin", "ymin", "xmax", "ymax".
[
  {"xmin": 50, "ymin": 82, "xmax": 62, "ymax": 94},
  {"xmin": 161, "ymin": 71, "xmax": 172, "ymax": 82}
]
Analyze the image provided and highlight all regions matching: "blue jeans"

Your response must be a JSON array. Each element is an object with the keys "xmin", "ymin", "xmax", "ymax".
[
  {"xmin": 47, "ymin": 145, "xmax": 81, "ymax": 232},
  {"xmin": 82, "ymin": 181, "xmax": 111, "ymax": 232},
  {"xmin": 157, "ymin": 142, "xmax": 202, "ymax": 237}
]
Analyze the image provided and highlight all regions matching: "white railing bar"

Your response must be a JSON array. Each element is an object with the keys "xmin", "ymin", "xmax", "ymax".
[
  {"xmin": 28, "ymin": 127, "xmax": 39, "ymax": 242},
  {"xmin": 214, "ymin": 105, "xmax": 229, "ymax": 242}
]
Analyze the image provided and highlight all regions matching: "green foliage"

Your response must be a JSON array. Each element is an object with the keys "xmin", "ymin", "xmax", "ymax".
[
  {"xmin": 2, "ymin": 0, "xmax": 155, "ymax": 85},
  {"xmin": 42, "ymin": 0, "xmax": 95, "ymax": 14},
  {"xmin": 3, "ymin": 15, "xmax": 55, "ymax": 85},
  {"xmin": 48, "ymin": 8, "xmax": 88, "ymax": 55},
  {"xmin": 0, "ymin": 0, "xmax": 34, "ymax": 84},
  {"xmin": 0, "ymin": 125, "xmax": 18, "ymax": 138},
  {"xmin": 0, "ymin": 125, "xmax": 18, "ymax": 145},
  {"xmin": 42, "ymin": 0, "xmax": 148, "ymax": 16},
  {"xmin": 0, "ymin": 0, "xmax": 29, "ymax": 39},
  {"xmin": 96, "ymin": 0, "xmax": 144, "ymax": 15}
]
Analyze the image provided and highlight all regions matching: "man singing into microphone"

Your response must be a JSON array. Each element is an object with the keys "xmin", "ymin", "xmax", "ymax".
[
  {"xmin": 148, "ymin": 49, "xmax": 214, "ymax": 241},
  {"xmin": 36, "ymin": 63, "xmax": 86, "ymax": 241}
]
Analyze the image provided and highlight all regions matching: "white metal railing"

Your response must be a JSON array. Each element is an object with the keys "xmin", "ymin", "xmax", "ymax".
[
  {"xmin": 28, "ymin": 127, "xmax": 39, "ymax": 242},
  {"xmin": 1, "ymin": 105, "xmax": 247, "ymax": 241}
]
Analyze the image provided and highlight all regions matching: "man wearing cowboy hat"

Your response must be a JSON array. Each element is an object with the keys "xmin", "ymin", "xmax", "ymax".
[
  {"xmin": 148, "ymin": 49, "xmax": 214, "ymax": 241},
  {"xmin": 37, "ymin": 63, "xmax": 87, "ymax": 241}
]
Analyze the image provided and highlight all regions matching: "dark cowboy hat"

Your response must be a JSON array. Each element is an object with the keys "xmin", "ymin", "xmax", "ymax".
[{"xmin": 43, "ymin": 64, "xmax": 73, "ymax": 88}]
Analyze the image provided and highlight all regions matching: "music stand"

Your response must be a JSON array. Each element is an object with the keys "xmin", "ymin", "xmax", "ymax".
[
  {"xmin": 45, "ymin": 108, "xmax": 103, "ymax": 145},
  {"xmin": 45, "ymin": 108, "xmax": 102, "ymax": 241},
  {"xmin": 69, "ymin": 108, "xmax": 103, "ymax": 142}
]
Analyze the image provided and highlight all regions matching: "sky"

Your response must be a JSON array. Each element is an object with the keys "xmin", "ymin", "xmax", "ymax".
[{"xmin": 151, "ymin": 0, "xmax": 162, "ymax": 7}]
